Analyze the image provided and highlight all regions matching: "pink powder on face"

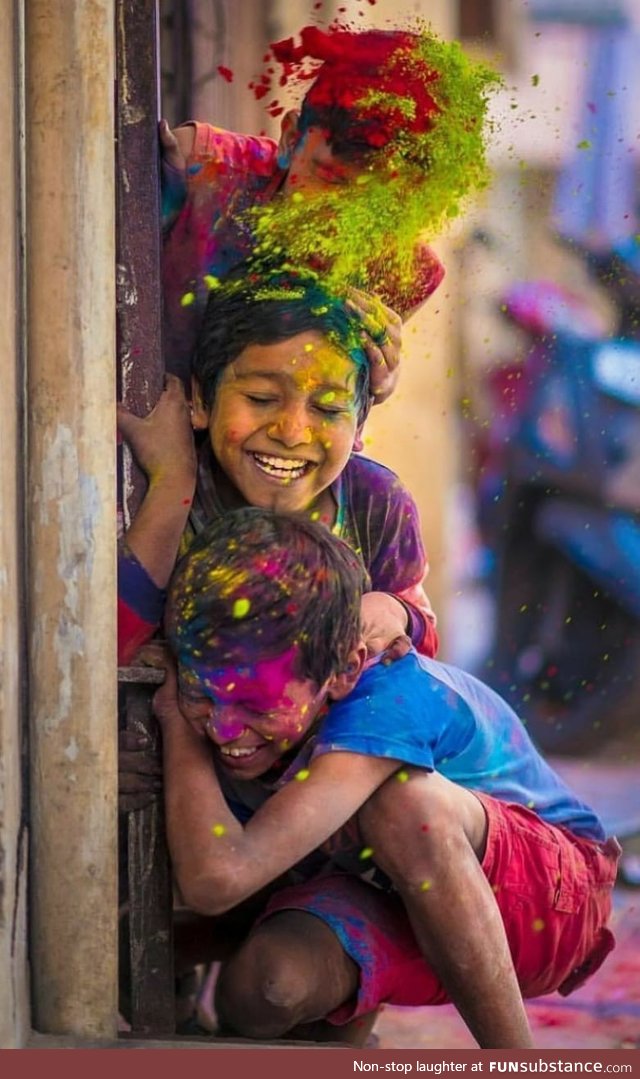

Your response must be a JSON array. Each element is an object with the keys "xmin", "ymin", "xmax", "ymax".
[
  {"xmin": 194, "ymin": 646, "xmax": 324, "ymax": 751},
  {"xmin": 205, "ymin": 646, "xmax": 303, "ymax": 711}
]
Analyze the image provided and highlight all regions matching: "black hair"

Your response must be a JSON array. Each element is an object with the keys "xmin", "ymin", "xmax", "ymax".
[
  {"xmin": 192, "ymin": 268, "xmax": 371, "ymax": 425},
  {"xmin": 166, "ymin": 507, "xmax": 370, "ymax": 686},
  {"xmin": 297, "ymin": 99, "xmax": 384, "ymax": 162}
]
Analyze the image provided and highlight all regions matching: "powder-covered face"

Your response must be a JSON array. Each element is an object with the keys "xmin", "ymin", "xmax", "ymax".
[
  {"xmin": 204, "ymin": 330, "xmax": 360, "ymax": 515},
  {"xmin": 282, "ymin": 127, "xmax": 373, "ymax": 196},
  {"xmin": 178, "ymin": 647, "xmax": 328, "ymax": 779}
]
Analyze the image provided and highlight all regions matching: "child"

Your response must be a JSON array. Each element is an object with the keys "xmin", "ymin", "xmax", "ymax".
[
  {"xmin": 118, "ymin": 268, "xmax": 438, "ymax": 669},
  {"xmin": 161, "ymin": 25, "xmax": 499, "ymax": 386},
  {"xmin": 156, "ymin": 507, "xmax": 619, "ymax": 1050}
]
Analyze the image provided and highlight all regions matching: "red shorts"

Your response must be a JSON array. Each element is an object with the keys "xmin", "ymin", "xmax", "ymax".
[{"xmin": 259, "ymin": 794, "xmax": 619, "ymax": 1024}]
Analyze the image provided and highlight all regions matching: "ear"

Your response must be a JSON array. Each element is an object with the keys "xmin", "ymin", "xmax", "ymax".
[
  {"xmin": 190, "ymin": 376, "xmax": 210, "ymax": 431},
  {"xmin": 325, "ymin": 642, "xmax": 367, "ymax": 702},
  {"xmin": 277, "ymin": 109, "xmax": 301, "ymax": 161}
]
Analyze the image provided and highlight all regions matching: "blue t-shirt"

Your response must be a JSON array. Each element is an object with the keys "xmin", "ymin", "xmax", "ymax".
[{"xmin": 313, "ymin": 652, "xmax": 605, "ymax": 842}]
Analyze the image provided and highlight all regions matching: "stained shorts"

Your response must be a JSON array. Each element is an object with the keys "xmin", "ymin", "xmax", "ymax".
[{"xmin": 257, "ymin": 793, "xmax": 619, "ymax": 1024}]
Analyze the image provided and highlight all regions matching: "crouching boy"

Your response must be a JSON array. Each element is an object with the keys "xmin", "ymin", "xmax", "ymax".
[{"xmin": 156, "ymin": 508, "xmax": 619, "ymax": 1049}]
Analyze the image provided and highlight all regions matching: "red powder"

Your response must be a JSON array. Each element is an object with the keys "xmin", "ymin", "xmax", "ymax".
[
  {"xmin": 217, "ymin": 65, "xmax": 233, "ymax": 83},
  {"xmin": 259, "ymin": 25, "xmax": 439, "ymax": 151}
]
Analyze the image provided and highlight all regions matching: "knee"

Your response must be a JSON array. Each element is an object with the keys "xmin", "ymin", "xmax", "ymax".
[{"xmin": 215, "ymin": 937, "xmax": 311, "ymax": 1039}]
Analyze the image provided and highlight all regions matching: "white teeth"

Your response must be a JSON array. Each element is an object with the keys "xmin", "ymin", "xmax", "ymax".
[
  {"xmin": 252, "ymin": 453, "xmax": 310, "ymax": 480},
  {"xmin": 220, "ymin": 746, "xmax": 258, "ymax": 758},
  {"xmin": 255, "ymin": 453, "xmax": 307, "ymax": 469}
]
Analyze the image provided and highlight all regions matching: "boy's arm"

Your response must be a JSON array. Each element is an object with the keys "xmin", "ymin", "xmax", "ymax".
[
  {"xmin": 159, "ymin": 121, "xmax": 195, "ymax": 231},
  {"xmin": 117, "ymin": 377, "xmax": 196, "ymax": 662},
  {"xmin": 356, "ymin": 459, "xmax": 438, "ymax": 657},
  {"xmin": 118, "ymin": 376, "xmax": 196, "ymax": 588},
  {"xmin": 395, "ymin": 582, "xmax": 439, "ymax": 658},
  {"xmin": 359, "ymin": 588, "xmax": 437, "ymax": 660},
  {"xmin": 118, "ymin": 553, "xmax": 166, "ymax": 665},
  {"xmin": 379, "ymin": 241, "xmax": 446, "ymax": 320},
  {"xmin": 155, "ymin": 677, "xmax": 399, "ymax": 916}
]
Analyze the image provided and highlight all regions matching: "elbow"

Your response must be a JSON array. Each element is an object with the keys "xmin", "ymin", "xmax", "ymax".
[{"xmin": 178, "ymin": 871, "xmax": 246, "ymax": 917}]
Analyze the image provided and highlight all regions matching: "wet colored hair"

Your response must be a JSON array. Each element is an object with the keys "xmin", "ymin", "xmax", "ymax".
[
  {"xmin": 192, "ymin": 266, "xmax": 371, "ymax": 424},
  {"xmin": 166, "ymin": 507, "xmax": 370, "ymax": 686}
]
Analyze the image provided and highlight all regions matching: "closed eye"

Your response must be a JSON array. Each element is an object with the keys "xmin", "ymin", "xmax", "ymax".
[
  {"xmin": 245, "ymin": 394, "xmax": 278, "ymax": 405},
  {"xmin": 242, "ymin": 705, "xmax": 272, "ymax": 719},
  {"xmin": 313, "ymin": 402, "xmax": 353, "ymax": 417}
]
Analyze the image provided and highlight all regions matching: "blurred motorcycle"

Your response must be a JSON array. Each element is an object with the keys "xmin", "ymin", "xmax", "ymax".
[{"xmin": 483, "ymin": 274, "xmax": 640, "ymax": 755}]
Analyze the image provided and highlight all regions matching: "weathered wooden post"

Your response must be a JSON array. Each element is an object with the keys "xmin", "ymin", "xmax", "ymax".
[{"xmin": 25, "ymin": 0, "xmax": 118, "ymax": 1038}]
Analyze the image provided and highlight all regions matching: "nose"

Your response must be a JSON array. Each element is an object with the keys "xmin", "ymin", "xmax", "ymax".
[
  {"xmin": 204, "ymin": 711, "xmax": 248, "ymax": 744},
  {"xmin": 267, "ymin": 404, "xmax": 313, "ymax": 448}
]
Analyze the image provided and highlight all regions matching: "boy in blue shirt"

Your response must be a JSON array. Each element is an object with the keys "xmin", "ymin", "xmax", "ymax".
[{"xmin": 156, "ymin": 508, "xmax": 619, "ymax": 1050}]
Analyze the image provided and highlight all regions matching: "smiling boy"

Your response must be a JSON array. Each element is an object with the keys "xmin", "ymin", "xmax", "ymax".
[
  {"xmin": 156, "ymin": 508, "xmax": 618, "ymax": 1050},
  {"xmin": 118, "ymin": 269, "xmax": 438, "ymax": 669},
  {"xmin": 190, "ymin": 320, "xmax": 365, "ymax": 518}
]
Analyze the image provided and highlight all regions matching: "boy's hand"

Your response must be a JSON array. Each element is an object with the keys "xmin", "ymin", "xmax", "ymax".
[
  {"xmin": 160, "ymin": 118, "xmax": 188, "ymax": 173},
  {"xmin": 346, "ymin": 288, "xmax": 402, "ymax": 405},
  {"xmin": 128, "ymin": 640, "xmax": 172, "ymax": 669},
  {"xmin": 152, "ymin": 650, "xmax": 192, "ymax": 735},
  {"xmin": 119, "ymin": 645, "xmax": 168, "ymax": 814},
  {"xmin": 360, "ymin": 592, "xmax": 412, "ymax": 660},
  {"xmin": 160, "ymin": 119, "xmax": 192, "ymax": 228},
  {"xmin": 119, "ymin": 729, "xmax": 163, "ymax": 814},
  {"xmin": 117, "ymin": 374, "xmax": 197, "ymax": 489}
]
